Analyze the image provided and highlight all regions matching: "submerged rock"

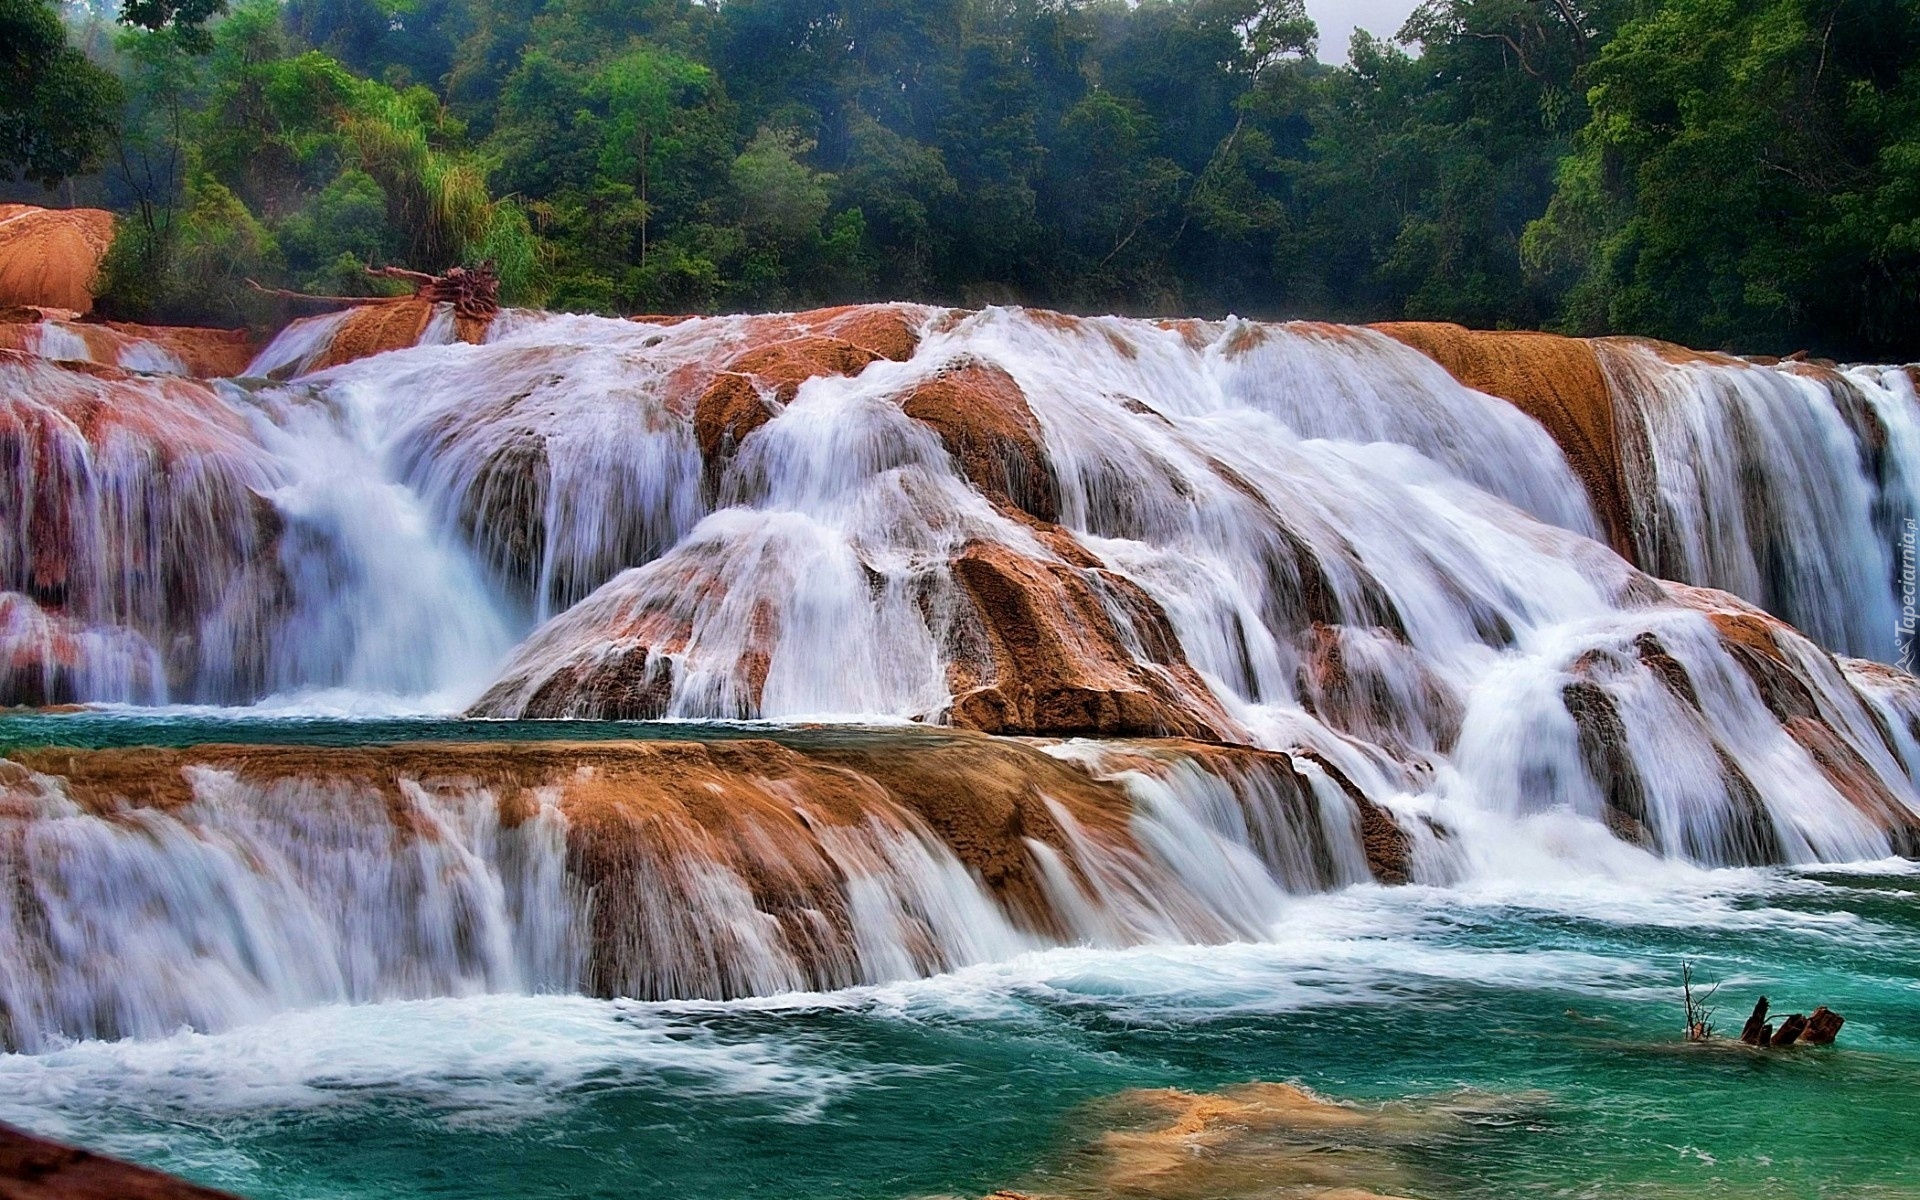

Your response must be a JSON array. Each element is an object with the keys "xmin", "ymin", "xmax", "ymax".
[
  {"xmin": 975, "ymin": 1081, "xmax": 1546, "ymax": 1200},
  {"xmin": 0, "ymin": 1123, "xmax": 242, "ymax": 1199}
]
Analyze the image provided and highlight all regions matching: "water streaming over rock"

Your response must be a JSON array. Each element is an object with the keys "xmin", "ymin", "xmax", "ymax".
[
  {"xmin": 0, "ymin": 736, "xmax": 1386, "ymax": 1048},
  {"xmin": 1594, "ymin": 342, "xmax": 1920, "ymax": 660},
  {"xmin": 4, "ymin": 305, "xmax": 1920, "ymax": 1045}
]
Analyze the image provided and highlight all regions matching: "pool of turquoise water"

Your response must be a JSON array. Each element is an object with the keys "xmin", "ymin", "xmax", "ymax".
[
  {"xmin": 4, "ymin": 862, "xmax": 1914, "ymax": 1199},
  {"xmin": 4, "ymin": 711, "xmax": 1916, "ymax": 1198}
]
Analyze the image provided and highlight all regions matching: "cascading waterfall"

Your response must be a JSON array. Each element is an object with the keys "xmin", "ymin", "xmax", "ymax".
[
  {"xmin": 0, "ymin": 349, "xmax": 518, "ymax": 706},
  {"xmin": 0, "ymin": 762, "xmax": 582, "ymax": 1051},
  {"xmin": 0, "ymin": 737, "xmax": 1378, "ymax": 1050},
  {"xmin": 4, "ymin": 303, "xmax": 1920, "ymax": 1049},
  {"xmin": 235, "ymin": 380, "xmax": 518, "ymax": 702},
  {"xmin": 1595, "ymin": 341, "xmax": 1920, "ymax": 660}
]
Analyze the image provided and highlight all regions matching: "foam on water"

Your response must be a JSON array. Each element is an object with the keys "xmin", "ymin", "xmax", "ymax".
[
  {"xmin": 3, "ymin": 861, "xmax": 1915, "ymax": 1199},
  {"xmin": 6, "ymin": 306, "xmax": 1920, "ymax": 1057},
  {"xmin": 0, "ymin": 992, "xmax": 861, "ymax": 1159}
]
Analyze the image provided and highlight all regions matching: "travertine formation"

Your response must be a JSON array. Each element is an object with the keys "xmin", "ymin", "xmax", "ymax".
[
  {"xmin": 0, "ymin": 206, "xmax": 115, "ymax": 315},
  {"xmin": 5, "ymin": 302, "xmax": 1919, "ymax": 920},
  {"xmin": 1379, "ymin": 321, "xmax": 1917, "ymax": 659},
  {"xmin": 0, "ymin": 1123, "xmax": 242, "ymax": 1200},
  {"xmin": 0, "ymin": 730, "xmax": 1401, "ymax": 1046}
]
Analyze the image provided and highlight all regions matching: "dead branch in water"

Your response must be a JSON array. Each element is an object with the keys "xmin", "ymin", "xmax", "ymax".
[
  {"xmin": 1682, "ymin": 962, "xmax": 1719, "ymax": 1041},
  {"xmin": 1734, "ymin": 994, "xmax": 1843, "ymax": 1048},
  {"xmin": 1804, "ymin": 1006, "xmax": 1845, "ymax": 1044},
  {"xmin": 243, "ymin": 280, "xmax": 395, "ymax": 307}
]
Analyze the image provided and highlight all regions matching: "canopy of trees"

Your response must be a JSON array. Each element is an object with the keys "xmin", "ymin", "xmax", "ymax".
[{"xmin": 6, "ymin": 0, "xmax": 1917, "ymax": 357}]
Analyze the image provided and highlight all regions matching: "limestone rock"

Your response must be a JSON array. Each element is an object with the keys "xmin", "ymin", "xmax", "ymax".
[
  {"xmin": 0, "ymin": 1122, "xmax": 242, "ymax": 1200},
  {"xmin": 0, "ymin": 206, "xmax": 115, "ymax": 315}
]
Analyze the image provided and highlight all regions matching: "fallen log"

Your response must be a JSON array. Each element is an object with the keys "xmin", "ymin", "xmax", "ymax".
[
  {"xmin": 1739, "ymin": 996, "xmax": 1771, "ymax": 1046},
  {"xmin": 244, "ymin": 279, "xmax": 393, "ymax": 307},
  {"xmin": 247, "ymin": 262, "xmax": 499, "ymax": 320}
]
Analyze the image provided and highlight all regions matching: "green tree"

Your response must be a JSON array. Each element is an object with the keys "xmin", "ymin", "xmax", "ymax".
[
  {"xmin": 591, "ymin": 44, "xmax": 714, "ymax": 266},
  {"xmin": 1, "ymin": 0, "xmax": 123, "ymax": 186},
  {"xmin": 1526, "ymin": 0, "xmax": 1920, "ymax": 355}
]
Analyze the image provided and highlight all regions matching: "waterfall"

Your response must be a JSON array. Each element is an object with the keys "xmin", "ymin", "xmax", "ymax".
[
  {"xmin": 0, "ymin": 344, "xmax": 518, "ymax": 707},
  {"xmin": 0, "ymin": 737, "xmax": 1383, "ymax": 1050},
  {"xmin": 5, "ymin": 303, "xmax": 1920, "ymax": 1044},
  {"xmin": 0, "ymin": 758, "xmax": 582, "ymax": 1051},
  {"xmin": 1596, "ymin": 342, "xmax": 1919, "ymax": 660}
]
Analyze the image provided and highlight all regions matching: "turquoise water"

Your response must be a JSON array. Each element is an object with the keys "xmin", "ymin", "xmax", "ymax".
[
  {"xmin": 0, "ymin": 709, "xmax": 939, "ymax": 753},
  {"xmin": 5, "ymin": 857, "xmax": 1916, "ymax": 1198}
]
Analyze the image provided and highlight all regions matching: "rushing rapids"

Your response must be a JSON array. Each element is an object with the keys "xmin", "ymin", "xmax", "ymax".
[
  {"xmin": 0, "ymin": 731, "xmax": 1400, "ymax": 1051},
  {"xmin": 4, "ymin": 301, "xmax": 1920, "ymax": 1048}
]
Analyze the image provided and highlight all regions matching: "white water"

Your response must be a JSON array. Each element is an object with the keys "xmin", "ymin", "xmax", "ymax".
[
  {"xmin": 12, "ymin": 320, "xmax": 190, "ymax": 376},
  {"xmin": 1596, "ymin": 343, "xmax": 1920, "ymax": 660},
  {"xmin": 12, "ymin": 308, "xmax": 1915, "ymax": 709},
  {"xmin": 4, "ymin": 307, "xmax": 1920, "ymax": 1046},
  {"xmin": 0, "ymin": 764, "xmax": 582, "ymax": 1051},
  {"xmin": 0, "ymin": 742, "xmax": 1382, "ymax": 1048},
  {"xmin": 7, "ymin": 861, "xmax": 1911, "ymax": 1174}
]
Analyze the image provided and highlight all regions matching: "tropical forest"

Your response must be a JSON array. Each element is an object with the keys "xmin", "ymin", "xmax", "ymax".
[
  {"xmin": 9, "ymin": 0, "xmax": 1920, "ymax": 356},
  {"xmin": 5, "ymin": 2, "xmax": 1920, "ymax": 1199}
]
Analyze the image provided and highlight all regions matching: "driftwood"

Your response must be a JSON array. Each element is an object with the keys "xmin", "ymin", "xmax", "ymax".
[
  {"xmin": 1684, "ymin": 972, "xmax": 1842, "ymax": 1051},
  {"xmin": 1770, "ymin": 1012, "xmax": 1809, "ymax": 1047},
  {"xmin": 1729, "ymin": 994, "xmax": 1842, "ymax": 1048},
  {"xmin": 247, "ymin": 262, "xmax": 499, "ymax": 320},
  {"xmin": 369, "ymin": 262, "xmax": 499, "ymax": 320},
  {"xmin": 1804, "ymin": 1006, "xmax": 1845, "ymax": 1044}
]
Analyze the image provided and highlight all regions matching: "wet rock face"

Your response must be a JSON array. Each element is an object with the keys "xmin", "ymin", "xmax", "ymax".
[
  {"xmin": 0, "ymin": 351, "xmax": 286, "ymax": 704},
  {"xmin": 897, "ymin": 358, "xmax": 1059, "ymax": 521},
  {"xmin": 1385, "ymin": 320, "xmax": 1913, "ymax": 664},
  {"xmin": 0, "ymin": 206, "xmax": 116, "ymax": 315},
  {"xmin": 1376, "ymin": 321, "xmax": 1636, "ymax": 558},
  {"xmin": 693, "ymin": 334, "xmax": 883, "ymax": 470},
  {"xmin": 0, "ymin": 311, "xmax": 256, "ymax": 379},
  {"xmin": 465, "ymin": 317, "xmax": 1233, "ymax": 740},
  {"xmin": 944, "ymin": 538, "xmax": 1233, "ymax": 740},
  {"xmin": 0, "ymin": 732, "xmax": 1408, "ymax": 1039},
  {"xmin": 797, "ymin": 303, "xmax": 924, "ymax": 363},
  {"xmin": 308, "ymin": 299, "xmax": 438, "ymax": 371}
]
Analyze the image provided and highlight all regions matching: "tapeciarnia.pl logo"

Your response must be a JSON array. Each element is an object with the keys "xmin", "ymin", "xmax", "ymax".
[{"xmin": 1900, "ymin": 518, "xmax": 1917, "ymax": 671}]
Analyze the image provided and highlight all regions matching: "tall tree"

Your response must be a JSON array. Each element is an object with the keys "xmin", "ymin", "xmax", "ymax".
[{"xmin": 1, "ymin": 0, "xmax": 122, "ymax": 186}]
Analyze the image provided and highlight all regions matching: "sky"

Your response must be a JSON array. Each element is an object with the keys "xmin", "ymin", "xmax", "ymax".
[{"xmin": 1304, "ymin": 0, "xmax": 1425, "ymax": 61}]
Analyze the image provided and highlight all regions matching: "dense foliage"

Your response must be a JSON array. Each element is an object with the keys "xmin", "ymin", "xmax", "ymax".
[
  {"xmin": 1, "ymin": 0, "xmax": 122, "ymax": 186},
  {"xmin": 7, "ymin": 0, "xmax": 1918, "ymax": 356}
]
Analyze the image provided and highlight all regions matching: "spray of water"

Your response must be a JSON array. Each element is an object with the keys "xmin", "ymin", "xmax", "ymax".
[{"xmin": 4, "ymin": 307, "xmax": 1919, "ymax": 1041}]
